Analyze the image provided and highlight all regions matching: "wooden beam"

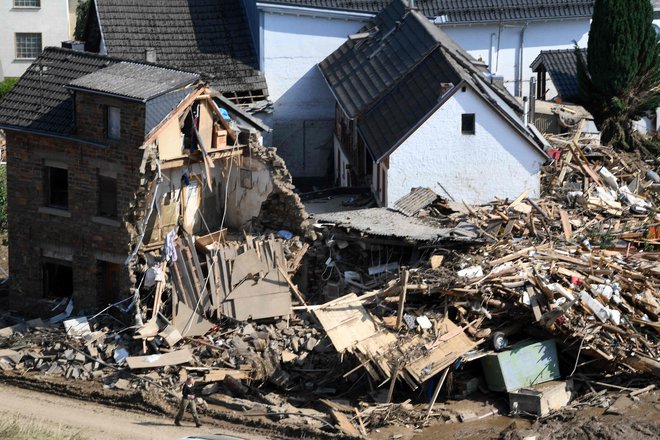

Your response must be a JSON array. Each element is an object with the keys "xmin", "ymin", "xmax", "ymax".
[
  {"xmin": 142, "ymin": 85, "xmax": 206, "ymax": 147},
  {"xmin": 395, "ymin": 269, "xmax": 409, "ymax": 330}
]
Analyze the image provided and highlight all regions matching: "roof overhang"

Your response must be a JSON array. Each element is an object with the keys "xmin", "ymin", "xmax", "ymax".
[{"xmin": 256, "ymin": 2, "xmax": 374, "ymax": 20}]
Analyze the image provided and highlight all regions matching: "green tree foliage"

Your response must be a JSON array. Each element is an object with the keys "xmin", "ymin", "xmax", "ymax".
[
  {"xmin": 74, "ymin": 0, "xmax": 91, "ymax": 41},
  {"xmin": 577, "ymin": 0, "xmax": 660, "ymax": 153},
  {"xmin": 0, "ymin": 77, "xmax": 19, "ymax": 100}
]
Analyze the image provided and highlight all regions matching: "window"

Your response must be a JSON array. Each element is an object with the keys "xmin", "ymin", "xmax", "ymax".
[
  {"xmin": 45, "ymin": 166, "xmax": 68, "ymax": 209},
  {"xmin": 43, "ymin": 261, "xmax": 73, "ymax": 298},
  {"xmin": 98, "ymin": 175, "xmax": 117, "ymax": 218},
  {"xmin": 13, "ymin": 0, "xmax": 40, "ymax": 7},
  {"xmin": 461, "ymin": 113, "xmax": 476, "ymax": 135},
  {"xmin": 106, "ymin": 106, "xmax": 121, "ymax": 140},
  {"xmin": 15, "ymin": 33, "xmax": 41, "ymax": 59}
]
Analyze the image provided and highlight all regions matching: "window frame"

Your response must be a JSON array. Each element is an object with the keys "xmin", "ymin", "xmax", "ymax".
[
  {"xmin": 106, "ymin": 105, "xmax": 121, "ymax": 140},
  {"xmin": 14, "ymin": 32, "xmax": 42, "ymax": 59},
  {"xmin": 42, "ymin": 259, "xmax": 73, "ymax": 298},
  {"xmin": 44, "ymin": 165, "xmax": 69, "ymax": 210},
  {"xmin": 461, "ymin": 113, "xmax": 476, "ymax": 135},
  {"xmin": 13, "ymin": 0, "xmax": 40, "ymax": 8},
  {"xmin": 97, "ymin": 174, "xmax": 118, "ymax": 218}
]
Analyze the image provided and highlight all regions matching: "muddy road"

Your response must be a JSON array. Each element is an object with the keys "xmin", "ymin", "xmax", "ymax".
[{"xmin": 0, "ymin": 382, "xmax": 266, "ymax": 440}]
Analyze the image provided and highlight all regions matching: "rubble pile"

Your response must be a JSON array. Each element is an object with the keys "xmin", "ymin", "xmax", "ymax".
[{"xmin": 0, "ymin": 123, "xmax": 658, "ymax": 437}]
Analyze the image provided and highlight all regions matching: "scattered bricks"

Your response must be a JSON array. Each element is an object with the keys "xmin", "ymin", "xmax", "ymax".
[{"xmin": 305, "ymin": 337, "xmax": 318, "ymax": 352}]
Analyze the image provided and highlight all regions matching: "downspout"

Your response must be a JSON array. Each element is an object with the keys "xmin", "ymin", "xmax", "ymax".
[
  {"xmin": 517, "ymin": 22, "xmax": 528, "ymax": 97},
  {"xmin": 488, "ymin": 32, "xmax": 497, "ymax": 72}
]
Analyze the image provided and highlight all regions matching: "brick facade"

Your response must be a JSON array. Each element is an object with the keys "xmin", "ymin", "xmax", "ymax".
[{"xmin": 7, "ymin": 91, "xmax": 147, "ymax": 310}]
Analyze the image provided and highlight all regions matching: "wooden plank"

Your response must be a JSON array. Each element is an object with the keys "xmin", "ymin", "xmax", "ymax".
[
  {"xmin": 330, "ymin": 409, "xmax": 361, "ymax": 438},
  {"xmin": 527, "ymin": 285, "xmax": 543, "ymax": 322},
  {"xmin": 173, "ymin": 300, "xmax": 213, "ymax": 337},
  {"xmin": 425, "ymin": 367, "xmax": 449, "ymax": 422},
  {"xmin": 314, "ymin": 294, "xmax": 379, "ymax": 352},
  {"xmin": 395, "ymin": 270, "xmax": 409, "ymax": 330},
  {"xmin": 126, "ymin": 348, "xmax": 193, "ymax": 369},
  {"xmin": 560, "ymin": 209, "xmax": 572, "ymax": 241},
  {"xmin": 278, "ymin": 265, "xmax": 308, "ymax": 307},
  {"xmin": 203, "ymin": 368, "xmax": 249, "ymax": 382},
  {"xmin": 229, "ymin": 292, "xmax": 292, "ymax": 321}
]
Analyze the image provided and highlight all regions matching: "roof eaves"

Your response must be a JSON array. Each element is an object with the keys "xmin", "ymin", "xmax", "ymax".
[{"xmin": 0, "ymin": 124, "xmax": 111, "ymax": 148}]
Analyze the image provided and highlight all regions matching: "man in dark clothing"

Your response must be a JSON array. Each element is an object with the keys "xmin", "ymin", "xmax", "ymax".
[{"xmin": 174, "ymin": 376, "xmax": 202, "ymax": 427}]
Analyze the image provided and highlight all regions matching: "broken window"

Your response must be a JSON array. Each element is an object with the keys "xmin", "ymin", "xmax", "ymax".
[
  {"xmin": 106, "ymin": 106, "xmax": 121, "ymax": 140},
  {"xmin": 98, "ymin": 175, "xmax": 117, "ymax": 218},
  {"xmin": 45, "ymin": 166, "xmax": 68, "ymax": 209},
  {"xmin": 97, "ymin": 260, "xmax": 121, "ymax": 306},
  {"xmin": 43, "ymin": 261, "xmax": 73, "ymax": 298},
  {"xmin": 461, "ymin": 113, "xmax": 476, "ymax": 135}
]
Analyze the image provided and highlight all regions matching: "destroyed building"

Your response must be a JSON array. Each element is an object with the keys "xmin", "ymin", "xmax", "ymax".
[
  {"xmin": 319, "ymin": 0, "xmax": 550, "ymax": 206},
  {"xmin": 0, "ymin": 47, "xmax": 305, "ymax": 312}
]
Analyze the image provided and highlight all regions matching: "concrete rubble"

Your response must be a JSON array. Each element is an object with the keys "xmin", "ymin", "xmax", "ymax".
[{"xmin": 0, "ymin": 119, "xmax": 659, "ymax": 438}]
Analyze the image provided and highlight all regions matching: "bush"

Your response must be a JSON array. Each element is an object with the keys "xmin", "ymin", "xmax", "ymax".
[{"xmin": 0, "ymin": 78, "xmax": 18, "ymax": 100}]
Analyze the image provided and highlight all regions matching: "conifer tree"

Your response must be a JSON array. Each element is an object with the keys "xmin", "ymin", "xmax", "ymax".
[{"xmin": 577, "ymin": 0, "xmax": 660, "ymax": 152}]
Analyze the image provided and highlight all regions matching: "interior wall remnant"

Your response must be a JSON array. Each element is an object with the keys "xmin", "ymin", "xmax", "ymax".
[
  {"xmin": 221, "ymin": 155, "xmax": 274, "ymax": 230},
  {"xmin": 252, "ymin": 145, "xmax": 314, "ymax": 239}
]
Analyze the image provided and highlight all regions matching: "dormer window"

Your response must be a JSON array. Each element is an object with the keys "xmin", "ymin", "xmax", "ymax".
[{"xmin": 106, "ymin": 106, "xmax": 121, "ymax": 140}]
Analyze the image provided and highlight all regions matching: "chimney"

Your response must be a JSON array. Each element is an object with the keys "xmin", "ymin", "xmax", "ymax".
[
  {"xmin": 145, "ymin": 48, "xmax": 157, "ymax": 63},
  {"xmin": 61, "ymin": 40, "xmax": 85, "ymax": 51}
]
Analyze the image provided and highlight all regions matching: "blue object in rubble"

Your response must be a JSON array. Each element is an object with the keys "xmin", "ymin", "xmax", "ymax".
[
  {"xmin": 219, "ymin": 107, "xmax": 231, "ymax": 121},
  {"xmin": 277, "ymin": 230, "xmax": 293, "ymax": 240}
]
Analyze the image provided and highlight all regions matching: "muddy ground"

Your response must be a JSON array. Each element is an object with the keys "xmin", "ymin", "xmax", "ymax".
[{"xmin": 1, "ymin": 368, "xmax": 658, "ymax": 440}]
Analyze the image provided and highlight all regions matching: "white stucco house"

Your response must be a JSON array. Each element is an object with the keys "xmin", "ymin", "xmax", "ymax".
[
  {"xmin": 248, "ymin": 0, "xmax": 595, "ymax": 180},
  {"xmin": 318, "ymin": 0, "xmax": 549, "ymax": 206},
  {"xmin": 0, "ymin": 0, "xmax": 79, "ymax": 79}
]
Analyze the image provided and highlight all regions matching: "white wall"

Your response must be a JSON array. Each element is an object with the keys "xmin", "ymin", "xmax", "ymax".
[
  {"xmin": 387, "ymin": 86, "xmax": 546, "ymax": 206},
  {"xmin": 0, "ymin": 0, "xmax": 73, "ymax": 79},
  {"xmin": 441, "ymin": 19, "xmax": 590, "ymax": 97},
  {"xmin": 260, "ymin": 9, "xmax": 366, "ymax": 178}
]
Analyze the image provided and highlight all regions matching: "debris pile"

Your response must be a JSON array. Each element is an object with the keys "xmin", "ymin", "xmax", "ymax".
[{"xmin": 0, "ymin": 121, "xmax": 658, "ymax": 437}]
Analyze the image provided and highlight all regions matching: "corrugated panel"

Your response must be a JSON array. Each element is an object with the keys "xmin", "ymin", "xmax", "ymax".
[{"xmin": 392, "ymin": 187, "xmax": 438, "ymax": 216}]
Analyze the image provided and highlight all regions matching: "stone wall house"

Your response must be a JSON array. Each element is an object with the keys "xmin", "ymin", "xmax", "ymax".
[{"xmin": 0, "ymin": 47, "xmax": 293, "ymax": 311}]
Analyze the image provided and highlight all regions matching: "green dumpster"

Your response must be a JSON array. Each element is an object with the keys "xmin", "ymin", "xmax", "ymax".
[{"xmin": 481, "ymin": 339, "xmax": 561, "ymax": 392}]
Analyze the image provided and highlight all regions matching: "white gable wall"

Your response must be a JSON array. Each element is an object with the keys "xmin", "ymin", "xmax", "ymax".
[
  {"xmin": 442, "ymin": 20, "xmax": 589, "ymax": 97},
  {"xmin": 259, "ymin": 8, "xmax": 367, "ymax": 178},
  {"xmin": 386, "ymin": 86, "xmax": 546, "ymax": 206}
]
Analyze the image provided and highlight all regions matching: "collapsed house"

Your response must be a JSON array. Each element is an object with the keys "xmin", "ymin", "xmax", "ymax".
[
  {"xmin": 318, "ymin": 0, "xmax": 549, "ymax": 207},
  {"xmin": 0, "ymin": 47, "xmax": 307, "ymax": 316}
]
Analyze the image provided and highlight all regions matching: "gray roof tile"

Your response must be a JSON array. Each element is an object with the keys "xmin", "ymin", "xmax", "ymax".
[
  {"xmin": 530, "ymin": 48, "xmax": 587, "ymax": 101},
  {"xmin": 0, "ymin": 48, "xmax": 121, "ymax": 135},
  {"xmin": 88, "ymin": 0, "xmax": 268, "ymax": 95},
  {"xmin": 261, "ymin": 0, "xmax": 594, "ymax": 22},
  {"xmin": 319, "ymin": 0, "xmax": 540, "ymax": 162},
  {"xmin": 67, "ymin": 62, "xmax": 199, "ymax": 101}
]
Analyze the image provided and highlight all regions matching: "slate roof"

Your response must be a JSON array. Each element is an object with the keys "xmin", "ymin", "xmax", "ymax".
[
  {"xmin": 530, "ymin": 48, "xmax": 587, "ymax": 101},
  {"xmin": 260, "ymin": 0, "xmax": 594, "ymax": 22},
  {"xmin": 0, "ymin": 47, "xmax": 121, "ymax": 135},
  {"xmin": 319, "ymin": 0, "xmax": 542, "ymax": 162},
  {"xmin": 67, "ymin": 62, "xmax": 199, "ymax": 101},
  {"xmin": 88, "ymin": 0, "xmax": 268, "ymax": 95}
]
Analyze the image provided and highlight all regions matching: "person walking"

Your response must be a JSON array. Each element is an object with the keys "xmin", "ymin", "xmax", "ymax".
[{"xmin": 174, "ymin": 376, "xmax": 202, "ymax": 427}]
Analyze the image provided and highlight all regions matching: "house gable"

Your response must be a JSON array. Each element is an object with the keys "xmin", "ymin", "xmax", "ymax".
[{"xmin": 386, "ymin": 85, "xmax": 547, "ymax": 205}]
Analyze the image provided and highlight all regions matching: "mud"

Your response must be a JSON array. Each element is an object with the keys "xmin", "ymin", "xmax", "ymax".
[{"xmin": 0, "ymin": 371, "xmax": 350, "ymax": 440}]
